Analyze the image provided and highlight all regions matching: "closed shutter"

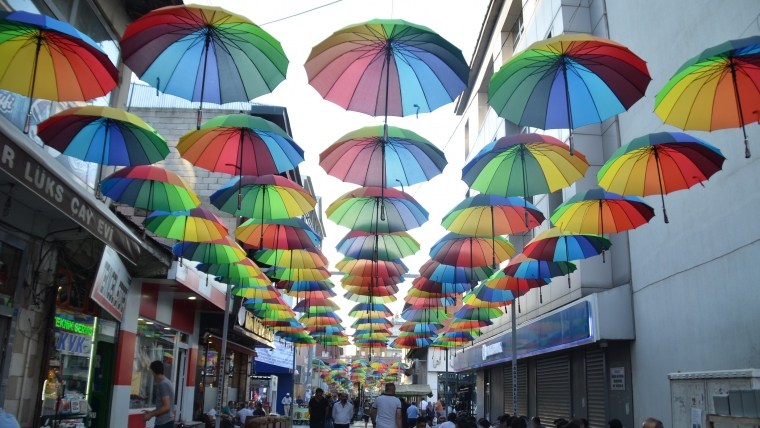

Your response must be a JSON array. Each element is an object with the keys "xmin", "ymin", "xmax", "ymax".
[
  {"xmin": 503, "ymin": 362, "xmax": 528, "ymax": 416},
  {"xmin": 586, "ymin": 349, "xmax": 606, "ymax": 428},
  {"xmin": 536, "ymin": 355, "xmax": 571, "ymax": 422}
]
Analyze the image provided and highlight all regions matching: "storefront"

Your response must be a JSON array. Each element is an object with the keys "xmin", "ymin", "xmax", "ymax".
[
  {"xmin": 451, "ymin": 287, "xmax": 635, "ymax": 427},
  {"xmin": 254, "ymin": 338, "xmax": 296, "ymax": 415}
]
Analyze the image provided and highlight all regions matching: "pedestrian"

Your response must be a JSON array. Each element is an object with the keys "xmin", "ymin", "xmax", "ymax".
[
  {"xmin": 531, "ymin": 417, "xmax": 545, "ymax": 428},
  {"xmin": 608, "ymin": 420, "xmax": 623, "ymax": 428},
  {"xmin": 511, "ymin": 419, "xmax": 527, "ymax": 428},
  {"xmin": 309, "ymin": 389, "xmax": 331, "ymax": 428},
  {"xmin": 371, "ymin": 383, "xmax": 402, "ymax": 428},
  {"xmin": 333, "ymin": 393, "xmax": 354, "ymax": 428},
  {"xmin": 400, "ymin": 397, "xmax": 410, "ymax": 428},
  {"xmin": 642, "ymin": 419, "xmax": 663, "ymax": 428},
  {"xmin": 354, "ymin": 396, "xmax": 360, "ymax": 422},
  {"xmin": 253, "ymin": 402, "xmax": 266, "ymax": 417},
  {"xmin": 141, "ymin": 361, "xmax": 174, "ymax": 428},
  {"xmin": 455, "ymin": 418, "xmax": 468, "ymax": 428},
  {"xmin": 363, "ymin": 398, "xmax": 373, "ymax": 428},
  {"xmin": 283, "ymin": 393, "xmax": 293, "ymax": 416},
  {"xmin": 420, "ymin": 398, "xmax": 429, "ymax": 414},
  {"xmin": 418, "ymin": 419, "xmax": 431, "ymax": 428},
  {"xmin": 440, "ymin": 413, "xmax": 456, "ymax": 428},
  {"xmin": 435, "ymin": 399, "xmax": 444, "ymax": 418},
  {"xmin": 407, "ymin": 398, "xmax": 420, "ymax": 428},
  {"xmin": 237, "ymin": 402, "xmax": 253, "ymax": 426},
  {"xmin": 478, "ymin": 419, "xmax": 491, "ymax": 428},
  {"xmin": 297, "ymin": 396, "xmax": 305, "ymax": 406}
]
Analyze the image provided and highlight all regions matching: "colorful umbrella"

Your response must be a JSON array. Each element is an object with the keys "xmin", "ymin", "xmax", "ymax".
[
  {"xmin": 343, "ymin": 293, "xmax": 396, "ymax": 303},
  {"xmin": 320, "ymin": 125, "xmax": 447, "ymax": 187},
  {"xmin": 418, "ymin": 260, "xmax": 494, "ymax": 285},
  {"xmin": 172, "ymin": 236, "xmax": 246, "ymax": 264},
  {"xmin": 349, "ymin": 303, "xmax": 393, "ymax": 318},
  {"xmin": 327, "ymin": 187, "xmax": 429, "ymax": 232},
  {"xmin": 336, "ymin": 258, "xmax": 408, "ymax": 277},
  {"xmin": 399, "ymin": 323, "xmax": 442, "ymax": 334},
  {"xmin": 121, "ymin": 5, "xmax": 288, "ymax": 128},
  {"xmin": 305, "ymin": 19, "xmax": 469, "ymax": 117},
  {"xmin": 410, "ymin": 277, "xmax": 473, "ymax": 294},
  {"xmin": 341, "ymin": 283, "xmax": 400, "ymax": 297},
  {"xmin": 198, "ymin": 258, "xmax": 263, "ymax": 279},
  {"xmin": 429, "ymin": 233, "xmax": 515, "ymax": 268},
  {"xmin": 254, "ymin": 248, "xmax": 329, "ymax": 269},
  {"xmin": 234, "ymin": 217, "xmax": 321, "ymax": 250},
  {"xmin": 462, "ymin": 134, "xmax": 589, "ymax": 202},
  {"xmin": 597, "ymin": 132, "xmax": 725, "ymax": 223},
  {"xmin": 523, "ymin": 228, "xmax": 611, "ymax": 263},
  {"xmin": 144, "ymin": 207, "xmax": 227, "ymax": 242},
  {"xmin": 231, "ymin": 284, "xmax": 280, "ymax": 299},
  {"xmin": 654, "ymin": 36, "xmax": 760, "ymax": 158},
  {"xmin": 401, "ymin": 308, "xmax": 450, "ymax": 323},
  {"xmin": 441, "ymin": 195, "xmax": 544, "ymax": 236},
  {"xmin": 100, "ymin": 166, "xmax": 200, "ymax": 212},
  {"xmin": 488, "ymin": 34, "xmax": 650, "ymax": 154},
  {"xmin": 404, "ymin": 295, "xmax": 456, "ymax": 308},
  {"xmin": 483, "ymin": 270, "xmax": 549, "ymax": 296},
  {"xmin": 448, "ymin": 319, "xmax": 493, "ymax": 330},
  {"xmin": 294, "ymin": 298, "xmax": 340, "ymax": 313},
  {"xmin": 336, "ymin": 231, "xmax": 420, "ymax": 261},
  {"xmin": 551, "ymin": 189, "xmax": 655, "ymax": 257},
  {"xmin": 341, "ymin": 275, "xmax": 403, "ymax": 287},
  {"xmin": 210, "ymin": 174, "xmax": 315, "ymax": 217},
  {"xmin": 38, "ymin": 106, "xmax": 168, "ymax": 166},
  {"xmin": 467, "ymin": 282, "xmax": 515, "ymax": 305},
  {"xmin": 268, "ymin": 267, "xmax": 331, "ymax": 281},
  {"xmin": 504, "ymin": 253, "xmax": 575, "ymax": 297},
  {"xmin": 452, "ymin": 305, "xmax": 502, "ymax": 321},
  {"xmin": 0, "ymin": 11, "xmax": 118, "ymax": 132}
]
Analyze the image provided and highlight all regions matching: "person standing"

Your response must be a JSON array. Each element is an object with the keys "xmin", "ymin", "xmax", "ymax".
[
  {"xmin": 435, "ymin": 400, "xmax": 444, "ymax": 419},
  {"xmin": 353, "ymin": 396, "xmax": 360, "ymax": 422},
  {"xmin": 142, "ymin": 361, "xmax": 174, "ymax": 428},
  {"xmin": 253, "ymin": 402, "xmax": 266, "ymax": 416},
  {"xmin": 309, "ymin": 389, "xmax": 331, "ymax": 428},
  {"xmin": 371, "ymin": 383, "xmax": 402, "ymax": 428},
  {"xmin": 333, "ymin": 393, "xmax": 354, "ymax": 428},
  {"xmin": 283, "ymin": 393, "xmax": 293, "ymax": 416},
  {"xmin": 406, "ymin": 399, "xmax": 420, "ymax": 428},
  {"xmin": 297, "ymin": 396, "xmax": 305, "ymax": 406},
  {"xmin": 362, "ymin": 398, "xmax": 372, "ymax": 428}
]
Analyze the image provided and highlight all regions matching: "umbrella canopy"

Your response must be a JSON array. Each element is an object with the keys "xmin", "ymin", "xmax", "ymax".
[
  {"xmin": 234, "ymin": 217, "xmax": 321, "ymax": 250},
  {"xmin": 401, "ymin": 308, "xmax": 450, "ymax": 323},
  {"xmin": 38, "ymin": 106, "xmax": 168, "ymax": 166},
  {"xmin": 198, "ymin": 258, "xmax": 263, "ymax": 279},
  {"xmin": 484, "ymin": 270, "xmax": 549, "ymax": 296},
  {"xmin": 144, "ymin": 207, "xmax": 227, "ymax": 242},
  {"xmin": 231, "ymin": 284, "xmax": 280, "ymax": 299},
  {"xmin": 294, "ymin": 298, "xmax": 340, "ymax": 313},
  {"xmin": 100, "ymin": 166, "xmax": 200, "ymax": 212},
  {"xmin": 523, "ymin": 228, "xmax": 611, "ymax": 262},
  {"xmin": 320, "ymin": 125, "xmax": 447, "ymax": 187},
  {"xmin": 597, "ymin": 132, "xmax": 725, "ymax": 223},
  {"xmin": 210, "ymin": 175, "xmax": 316, "ymax": 218},
  {"xmin": 254, "ymin": 248, "xmax": 329, "ymax": 269},
  {"xmin": 404, "ymin": 295, "xmax": 456, "ymax": 308},
  {"xmin": 327, "ymin": 187, "xmax": 429, "ymax": 232},
  {"xmin": 429, "ymin": 233, "xmax": 515, "ymax": 268},
  {"xmin": 341, "ymin": 283, "xmax": 400, "ymax": 297},
  {"xmin": 551, "ymin": 189, "xmax": 655, "ymax": 235},
  {"xmin": 341, "ymin": 275, "xmax": 404, "ymax": 286},
  {"xmin": 504, "ymin": 254, "xmax": 576, "ymax": 279},
  {"xmin": 654, "ymin": 36, "xmax": 760, "ymax": 158},
  {"xmin": 305, "ymin": 19, "xmax": 469, "ymax": 117},
  {"xmin": 268, "ymin": 267, "xmax": 331, "ymax": 281},
  {"xmin": 406, "ymin": 287, "xmax": 458, "ymax": 299},
  {"xmin": 392, "ymin": 336, "xmax": 435, "ymax": 348},
  {"xmin": 448, "ymin": 319, "xmax": 493, "ymax": 330},
  {"xmin": 177, "ymin": 114, "xmax": 304, "ymax": 177},
  {"xmin": 399, "ymin": 323, "xmax": 442, "ymax": 334},
  {"xmin": 462, "ymin": 133, "xmax": 589, "ymax": 197},
  {"xmin": 172, "ymin": 236, "xmax": 246, "ymax": 264},
  {"xmin": 441, "ymin": 195, "xmax": 544, "ymax": 236},
  {"xmin": 467, "ymin": 282, "xmax": 515, "ymax": 304},
  {"xmin": 489, "ymin": 34, "xmax": 650, "ymax": 154},
  {"xmin": 121, "ymin": 5, "xmax": 288, "ymax": 126},
  {"xmin": 218, "ymin": 276, "xmax": 270, "ymax": 287},
  {"xmin": 335, "ymin": 258, "xmax": 408, "ymax": 277},
  {"xmin": 410, "ymin": 277, "xmax": 473, "ymax": 294},
  {"xmin": 343, "ymin": 293, "xmax": 396, "ymax": 303},
  {"xmin": 336, "ymin": 231, "xmax": 420, "ymax": 261},
  {"xmin": 349, "ymin": 303, "xmax": 393, "ymax": 318},
  {"xmin": 0, "ymin": 12, "xmax": 118, "ymax": 110},
  {"xmin": 418, "ymin": 260, "xmax": 494, "ymax": 284},
  {"xmin": 452, "ymin": 305, "xmax": 503, "ymax": 321}
]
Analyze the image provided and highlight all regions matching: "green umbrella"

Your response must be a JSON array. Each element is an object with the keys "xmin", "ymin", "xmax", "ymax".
[{"xmin": 171, "ymin": 236, "xmax": 246, "ymax": 264}]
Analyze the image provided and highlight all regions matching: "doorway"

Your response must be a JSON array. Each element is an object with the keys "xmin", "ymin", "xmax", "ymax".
[
  {"xmin": 90, "ymin": 341, "xmax": 115, "ymax": 428},
  {"xmin": 175, "ymin": 348, "xmax": 188, "ymax": 421}
]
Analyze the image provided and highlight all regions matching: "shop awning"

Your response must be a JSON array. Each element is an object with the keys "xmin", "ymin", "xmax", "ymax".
[
  {"xmin": 209, "ymin": 334, "xmax": 258, "ymax": 357},
  {"xmin": 0, "ymin": 117, "xmax": 141, "ymax": 264}
]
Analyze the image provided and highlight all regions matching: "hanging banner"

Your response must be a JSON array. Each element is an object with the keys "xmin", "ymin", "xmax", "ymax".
[
  {"xmin": 90, "ymin": 246, "xmax": 131, "ymax": 322},
  {"xmin": 256, "ymin": 337, "xmax": 294, "ymax": 369}
]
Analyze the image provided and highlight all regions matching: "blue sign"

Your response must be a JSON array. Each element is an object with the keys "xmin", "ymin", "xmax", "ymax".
[{"xmin": 452, "ymin": 300, "xmax": 593, "ymax": 371}]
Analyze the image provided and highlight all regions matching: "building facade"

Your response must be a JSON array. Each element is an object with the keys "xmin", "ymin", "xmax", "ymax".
[{"xmin": 453, "ymin": 0, "xmax": 760, "ymax": 427}]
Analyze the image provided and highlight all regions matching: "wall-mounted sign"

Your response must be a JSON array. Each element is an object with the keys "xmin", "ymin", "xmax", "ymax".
[
  {"xmin": 54, "ymin": 316, "xmax": 93, "ymax": 336},
  {"xmin": 54, "ymin": 331, "xmax": 92, "ymax": 356},
  {"xmin": 610, "ymin": 367, "xmax": 625, "ymax": 390},
  {"xmin": 236, "ymin": 307, "xmax": 274, "ymax": 345},
  {"xmin": 91, "ymin": 246, "xmax": 131, "ymax": 322},
  {"xmin": 482, "ymin": 343, "xmax": 503, "ymax": 360}
]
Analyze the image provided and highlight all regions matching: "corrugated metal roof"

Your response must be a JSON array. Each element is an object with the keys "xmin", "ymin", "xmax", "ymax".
[{"xmin": 126, "ymin": 82, "xmax": 269, "ymax": 110}]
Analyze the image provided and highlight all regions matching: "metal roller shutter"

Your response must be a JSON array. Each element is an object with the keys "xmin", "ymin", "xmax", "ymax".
[
  {"xmin": 536, "ymin": 355, "xmax": 571, "ymax": 422},
  {"xmin": 502, "ymin": 362, "xmax": 528, "ymax": 416},
  {"xmin": 586, "ymin": 349, "xmax": 607, "ymax": 428}
]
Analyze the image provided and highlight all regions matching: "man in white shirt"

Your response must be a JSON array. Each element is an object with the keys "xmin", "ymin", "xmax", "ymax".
[
  {"xmin": 332, "ymin": 393, "xmax": 354, "ymax": 428},
  {"xmin": 420, "ymin": 399, "xmax": 428, "ymax": 413},
  {"xmin": 371, "ymin": 383, "xmax": 402, "ymax": 428},
  {"xmin": 282, "ymin": 393, "xmax": 293, "ymax": 416},
  {"xmin": 237, "ymin": 403, "xmax": 254, "ymax": 426},
  {"xmin": 439, "ymin": 413, "xmax": 456, "ymax": 428}
]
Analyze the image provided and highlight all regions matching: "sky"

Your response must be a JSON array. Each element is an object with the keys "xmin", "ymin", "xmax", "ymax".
[{"xmin": 207, "ymin": 0, "xmax": 490, "ymax": 338}]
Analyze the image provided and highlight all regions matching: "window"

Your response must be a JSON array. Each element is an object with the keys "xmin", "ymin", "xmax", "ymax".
[
  {"xmin": 0, "ymin": 240, "xmax": 24, "ymax": 308},
  {"xmin": 130, "ymin": 320, "xmax": 178, "ymax": 409}
]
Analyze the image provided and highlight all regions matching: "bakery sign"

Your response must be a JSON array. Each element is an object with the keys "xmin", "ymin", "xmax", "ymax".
[{"xmin": 0, "ymin": 133, "xmax": 140, "ymax": 264}]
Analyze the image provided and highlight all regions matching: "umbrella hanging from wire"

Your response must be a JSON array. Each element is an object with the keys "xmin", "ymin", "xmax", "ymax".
[
  {"xmin": 100, "ymin": 166, "xmax": 200, "ymax": 212},
  {"xmin": 523, "ymin": 228, "xmax": 610, "ymax": 286},
  {"xmin": 210, "ymin": 174, "xmax": 316, "ymax": 218}
]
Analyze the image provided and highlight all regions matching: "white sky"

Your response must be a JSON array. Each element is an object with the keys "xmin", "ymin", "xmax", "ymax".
[{"xmin": 207, "ymin": 0, "xmax": 490, "ymax": 336}]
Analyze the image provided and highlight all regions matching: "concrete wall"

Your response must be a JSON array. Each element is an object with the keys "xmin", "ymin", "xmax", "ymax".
[{"xmin": 605, "ymin": 0, "xmax": 760, "ymax": 426}]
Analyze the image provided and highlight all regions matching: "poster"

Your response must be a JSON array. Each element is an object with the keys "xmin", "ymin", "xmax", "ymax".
[
  {"xmin": 256, "ymin": 337, "xmax": 294, "ymax": 369},
  {"xmin": 292, "ymin": 406, "xmax": 309, "ymax": 425},
  {"xmin": 90, "ymin": 246, "xmax": 131, "ymax": 321},
  {"xmin": 691, "ymin": 407, "xmax": 702, "ymax": 428},
  {"xmin": 610, "ymin": 367, "xmax": 625, "ymax": 390}
]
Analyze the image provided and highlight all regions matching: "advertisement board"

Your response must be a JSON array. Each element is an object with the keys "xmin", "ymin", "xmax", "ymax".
[
  {"xmin": 255, "ymin": 337, "xmax": 294, "ymax": 369},
  {"xmin": 90, "ymin": 246, "xmax": 131, "ymax": 322}
]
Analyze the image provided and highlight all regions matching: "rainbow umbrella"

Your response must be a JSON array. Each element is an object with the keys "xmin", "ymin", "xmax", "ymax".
[
  {"xmin": 336, "ymin": 258, "xmax": 408, "ymax": 277},
  {"xmin": 231, "ymin": 284, "xmax": 280, "ymax": 299},
  {"xmin": 198, "ymin": 258, "xmax": 264, "ymax": 279},
  {"xmin": 441, "ymin": 195, "xmax": 545, "ymax": 236},
  {"xmin": 121, "ymin": 5, "xmax": 288, "ymax": 128},
  {"xmin": 0, "ymin": 11, "xmax": 118, "ymax": 132},
  {"xmin": 466, "ymin": 282, "xmax": 515, "ymax": 305},
  {"xmin": 172, "ymin": 236, "xmax": 246, "ymax": 264},
  {"xmin": 523, "ymin": 227, "xmax": 611, "ymax": 264},
  {"xmin": 504, "ymin": 253, "xmax": 575, "ymax": 299},
  {"xmin": 392, "ymin": 336, "xmax": 435, "ymax": 348},
  {"xmin": 343, "ymin": 292, "xmax": 396, "ymax": 303},
  {"xmin": 305, "ymin": 19, "xmax": 468, "ymax": 117},
  {"xmin": 234, "ymin": 217, "xmax": 320, "ymax": 250},
  {"xmin": 597, "ymin": 132, "xmax": 725, "ymax": 223},
  {"xmin": 484, "ymin": 270, "xmax": 549, "ymax": 299},
  {"xmin": 488, "ymin": 34, "xmax": 650, "ymax": 154},
  {"xmin": 243, "ymin": 296, "xmax": 290, "ymax": 311},
  {"xmin": 551, "ymin": 189, "xmax": 655, "ymax": 259},
  {"xmin": 210, "ymin": 174, "xmax": 315, "ymax": 217},
  {"xmin": 654, "ymin": 36, "xmax": 760, "ymax": 158},
  {"xmin": 418, "ymin": 260, "xmax": 494, "ymax": 285},
  {"xmin": 352, "ymin": 318, "xmax": 393, "ymax": 330},
  {"xmin": 341, "ymin": 275, "xmax": 403, "ymax": 287},
  {"xmin": 401, "ymin": 307, "xmax": 450, "ymax": 323},
  {"xmin": 294, "ymin": 298, "xmax": 340, "ymax": 313},
  {"xmin": 254, "ymin": 248, "xmax": 329, "ymax": 269},
  {"xmin": 349, "ymin": 303, "xmax": 393, "ymax": 318},
  {"xmin": 336, "ymin": 231, "xmax": 420, "ymax": 261},
  {"xmin": 320, "ymin": 125, "xmax": 447, "ymax": 187},
  {"xmin": 399, "ymin": 323, "xmax": 442, "ymax": 334},
  {"xmin": 218, "ymin": 275, "xmax": 271, "ymax": 288},
  {"xmin": 406, "ymin": 287, "xmax": 458, "ymax": 299},
  {"xmin": 429, "ymin": 233, "xmax": 515, "ymax": 269},
  {"xmin": 462, "ymin": 134, "xmax": 589, "ymax": 211},
  {"xmin": 268, "ymin": 267, "xmax": 331, "ymax": 281},
  {"xmin": 342, "ymin": 283, "xmax": 400, "ymax": 297},
  {"xmin": 144, "ymin": 207, "xmax": 227, "ymax": 242},
  {"xmin": 327, "ymin": 187, "xmax": 429, "ymax": 233},
  {"xmin": 410, "ymin": 277, "xmax": 473, "ymax": 294},
  {"xmin": 300, "ymin": 313, "xmax": 343, "ymax": 326},
  {"xmin": 448, "ymin": 319, "xmax": 493, "ymax": 330},
  {"xmin": 452, "ymin": 305, "xmax": 502, "ymax": 321},
  {"xmin": 282, "ymin": 280, "xmax": 336, "ymax": 297},
  {"xmin": 404, "ymin": 295, "xmax": 456, "ymax": 308},
  {"xmin": 101, "ymin": 166, "xmax": 200, "ymax": 212},
  {"xmin": 38, "ymin": 106, "xmax": 168, "ymax": 166}
]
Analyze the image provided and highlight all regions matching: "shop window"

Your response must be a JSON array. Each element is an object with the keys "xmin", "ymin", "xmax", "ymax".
[
  {"xmin": 130, "ymin": 319, "xmax": 178, "ymax": 410},
  {"xmin": 56, "ymin": 266, "xmax": 98, "ymax": 316},
  {"xmin": 0, "ymin": 240, "xmax": 24, "ymax": 308}
]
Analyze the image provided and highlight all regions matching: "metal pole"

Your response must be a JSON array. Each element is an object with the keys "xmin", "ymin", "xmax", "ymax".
[
  {"xmin": 291, "ymin": 342, "xmax": 296, "ymax": 417},
  {"xmin": 511, "ymin": 299, "xmax": 517, "ymax": 416},
  {"xmin": 445, "ymin": 348, "xmax": 449, "ymax": 414},
  {"xmin": 215, "ymin": 282, "xmax": 233, "ymax": 428}
]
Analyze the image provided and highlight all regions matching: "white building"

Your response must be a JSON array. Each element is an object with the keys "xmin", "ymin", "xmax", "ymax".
[{"xmin": 452, "ymin": 0, "xmax": 760, "ymax": 427}]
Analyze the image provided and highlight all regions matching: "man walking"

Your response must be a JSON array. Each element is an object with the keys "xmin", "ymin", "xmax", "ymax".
[
  {"xmin": 371, "ymin": 383, "xmax": 402, "ymax": 428},
  {"xmin": 406, "ymin": 398, "xmax": 420, "ymax": 428},
  {"xmin": 141, "ymin": 361, "xmax": 174, "ymax": 428},
  {"xmin": 283, "ymin": 393, "xmax": 292, "ymax": 416},
  {"xmin": 333, "ymin": 393, "xmax": 354, "ymax": 428},
  {"xmin": 309, "ymin": 389, "xmax": 331, "ymax": 428}
]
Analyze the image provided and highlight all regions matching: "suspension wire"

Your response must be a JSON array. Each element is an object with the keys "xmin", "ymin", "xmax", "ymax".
[{"xmin": 260, "ymin": 0, "xmax": 344, "ymax": 26}]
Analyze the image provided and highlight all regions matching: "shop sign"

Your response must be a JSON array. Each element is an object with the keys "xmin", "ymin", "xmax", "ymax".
[
  {"xmin": 236, "ymin": 307, "xmax": 275, "ymax": 343},
  {"xmin": 54, "ymin": 331, "xmax": 92, "ymax": 356},
  {"xmin": 54, "ymin": 316, "xmax": 93, "ymax": 336},
  {"xmin": 91, "ymin": 246, "xmax": 131, "ymax": 322},
  {"xmin": 256, "ymin": 337, "xmax": 294, "ymax": 369},
  {"xmin": 482, "ymin": 343, "xmax": 503, "ymax": 360},
  {"xmin": 610, "ymin": 367, "xmax": 625, "ymax": 390},
  {"xmin": 0, "ymin": 133, "xmax": 140, "ymax": 264}
]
